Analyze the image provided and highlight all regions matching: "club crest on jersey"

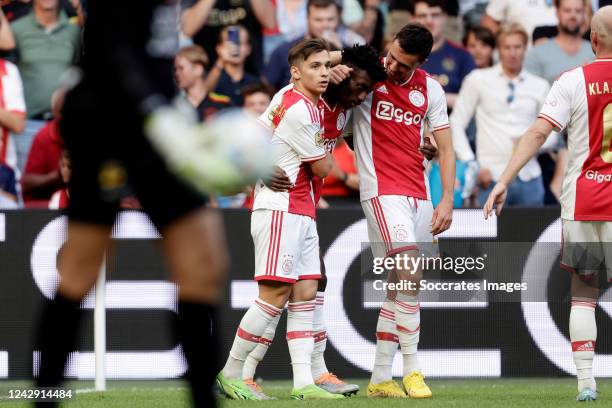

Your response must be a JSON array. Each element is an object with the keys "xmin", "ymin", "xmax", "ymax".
[
  {"xmin": 409, "ymin": 90, "xmax": 425, "ymax": 108},
  {"xmin": 336, "ymin": 112, "xmax": 346, "ymax": 130},
  {"xmin": 281, "ymin": 255, "xmax": 294, "ymax": 273}
]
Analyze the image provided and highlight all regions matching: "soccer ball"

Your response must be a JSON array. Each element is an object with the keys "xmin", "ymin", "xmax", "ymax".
[{"xmin": 197, "ymin": 109, "xmax": 274, "ymax": 195}]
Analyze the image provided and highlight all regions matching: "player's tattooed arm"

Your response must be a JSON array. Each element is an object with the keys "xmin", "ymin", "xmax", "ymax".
[{"xmin": 263, "ymin": 166, "xmax": 293, "ymax": 192}]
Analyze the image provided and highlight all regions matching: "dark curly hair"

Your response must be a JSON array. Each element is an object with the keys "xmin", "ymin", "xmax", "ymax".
[{"xmin": 341, "ymin": 44, "xmax": 387, "ymax": 83}]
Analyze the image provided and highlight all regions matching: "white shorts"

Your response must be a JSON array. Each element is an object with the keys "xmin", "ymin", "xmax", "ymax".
[
  {"xmin": 561, "ymin": 219, "xmax": 612, "ymax": 281},
  {"xmin": 362, "ymin": 195, "xmax": 438, "ymax": 259},
  {"xmin": 251, "ymin": 209, "xmax": 321, "ymax": 283}
]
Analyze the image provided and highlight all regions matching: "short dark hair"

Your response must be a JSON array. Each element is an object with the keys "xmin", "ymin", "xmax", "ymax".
[
  {"xmin": 241, "ymin": 82, "xmax": 275, "ymax": 100},
  {"xmin": 463, "ymin": 26, "xmax": 496, "ymax": 49},
  {"xmin": 307, "ymin": 0, "xmax": 340, "ymax": 15},
  {"xmin": 554, "ymin": 0, "xmax": 587, "ymax": 8},
  {"xmin": 408, "ymin": 0, "xmax": 448, "ymax": 15},
  {"xmin": 341, "ymin": 44, "xmax": 387, "ymax": 83},
  {"xmin": 288, "ymin": 38, "xmax": 330, "ymax": 66},
  {"xmin": 394, "ymin": 23, "xmax": 433, "ymax": 62}
]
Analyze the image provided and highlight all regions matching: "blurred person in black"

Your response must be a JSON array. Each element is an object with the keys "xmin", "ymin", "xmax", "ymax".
[{"xmin": 33, "ymin": 1, "xmax": 228, "ymax": 407}]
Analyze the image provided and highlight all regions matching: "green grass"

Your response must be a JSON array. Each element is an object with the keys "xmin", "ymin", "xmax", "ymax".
[{"xmin": 0, "ymin": 378, "xmax": 609, "ymax": 407}]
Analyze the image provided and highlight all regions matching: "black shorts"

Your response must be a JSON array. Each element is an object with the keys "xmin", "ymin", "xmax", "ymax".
[{"xmin": 61, "ymin": 81, "xmax": 207, "ymax": 231}]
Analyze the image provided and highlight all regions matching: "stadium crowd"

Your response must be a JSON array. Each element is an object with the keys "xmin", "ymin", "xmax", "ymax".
[{"xmin": 0, "ymin": 0, "xmax": 608, "ymax": 210}]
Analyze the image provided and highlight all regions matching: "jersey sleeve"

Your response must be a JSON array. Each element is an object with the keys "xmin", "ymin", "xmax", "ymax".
[
  {"xmin": 538, "ymin": 73, "xmax": 572, "ymax": 131},
  {"xmin": 279, "ymin": 105, "xmax": 326, "ymax": 162},
  {"xmin": 485, "ymin": 0, "xmax": 509, "ymax": 22},
  {"xmin": 3, "ymin": 63, "xmax": 25, "ymax": 113},
  {"xmin": 426, "ymin": 78, "xmax": 450, "ymax": 132}
]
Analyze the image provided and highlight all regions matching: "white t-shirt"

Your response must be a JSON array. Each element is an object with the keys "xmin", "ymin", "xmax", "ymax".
[{"xmin": 486, "ymin": 0, "xmax": 557, "ymax": 39}]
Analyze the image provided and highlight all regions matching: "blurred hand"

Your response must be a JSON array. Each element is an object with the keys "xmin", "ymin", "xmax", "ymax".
[
  {"xmin": 483, "ymin": 182, "xmax": 508, "ymax": 219},
  {"xmin": 330, "ymin": 65, "xmax": 352, "ymax": 85},
  {"xmin": 264, "ymin": 166, "xmax": 292, "ymax": 192},
  {"xmin": 477, "ymin": 168, "xmax": 494, "ymax": 189},
  {"xmin": 217, "ymin": 41, "xmax": 241, "ymax": 65},
  {"xmin": 431, "ymin": 197, "xmax": 452, "ymax": 235},
  {"xmin": 419, "ymin": 136, "xmax": 437, "ymax": 161},
  {"xmin": 317, "ymin": 196, "xmax": 330, "ymax": 209}
]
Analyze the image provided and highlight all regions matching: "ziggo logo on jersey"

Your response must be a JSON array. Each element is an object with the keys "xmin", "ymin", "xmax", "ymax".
[
  {"xmin": 375, "ymin": 101, "xmax": 423, "ymax": 126},
  {"xmin": 585, "ymin": 170, "xmax": 612, "ymax": 183}
]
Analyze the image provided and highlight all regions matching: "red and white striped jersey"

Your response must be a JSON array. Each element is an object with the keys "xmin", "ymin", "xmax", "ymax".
[
  {"xmin": 312, "ymin": 98, "xmax": 351, "ymax": 204},
  {"xmin": 255, "ymin": 86, "xmax": 326, "ymax": 219},
  {"xmin": 351, "ymin": 68, "xmax": 449, "ymax": 201},
  {"xmin": 0, "ymin": 60, "xmax": 26, "ymax": 172},
  {"xmin": 539, "ymin": 59, "xmax": 612, "ymax": 221}
]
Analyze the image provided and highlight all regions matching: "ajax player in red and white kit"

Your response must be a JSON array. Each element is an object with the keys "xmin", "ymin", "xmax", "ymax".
[
  {"xmin": 241, "ymin": 45, "xmax": 395, "ymax": 398},
  {"xmin": 484, "ymin": 7, "xmax": 612, "ymax": 402},
  {"xmin": 345, "ymin": 24, "xmax": 456, "ymax": 399},
  {"xmin": 217, "ymin": 39, "xmax": 343, "ymax": 401}
]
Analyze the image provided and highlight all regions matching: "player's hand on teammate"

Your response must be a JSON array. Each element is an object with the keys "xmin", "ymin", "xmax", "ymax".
[
  {"xmin": 419, "ymin": 137, "xmax": 437, "ymax": 161},
  {"xmin": 330, "ymin": 64, "xmax": 353, "ymax": 84},
  {"xmin": 483, "ymin": 182, "xmax": 508, "ymax": 219},
  {"xmin": 264, "ymin": 166, "xmax": 293, "ymax": 192},
  {"xmin": 431, "ymin": 197, "xmax": 452, "ymax": 235}
]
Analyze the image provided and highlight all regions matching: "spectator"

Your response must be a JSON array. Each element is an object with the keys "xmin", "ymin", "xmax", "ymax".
[
  {"xmin": 481, "ymin": 0, "xmax": 558, "ymax": 42},
  {"xmin": 464, "ymin": 26, "xmax": 496, "ymax": 69},
  {"xmin": 174, "ymin": 45, "xmax": 233, "ymax": 122},
  {"xmin": 411, "ymin": 0, "xmax": 476, "ymax": 109},
  {"xmin": 21, "ymin": 90, "xmax": 65, "ymax": 207},
  {"xmin": 525, "ymin": 0, "xmax": 593, "ymax": 205},
  {"xmin": 48, "ymin": 148, "xmax": 69, "ymax": 209},
  {"xmin": 525, "ymin": 0, "xmax": 594, "ymax": 85},
  {"xmin": 343, "ymin": 0, "xmax": 384, "ymax": 48},
  {"xmin": 2, "ymin": 0, "xmax": 84, "ymax": 25},
  {"xmin": 180, "ymin": 0, "xmax": 276, "ymax": 76},
  {"xmin": 451, "ymin": 23, "xmax": 550, "ymax": 207},
  {"xmin": 10, "ymin": 0, "xmax": 80, "ymax": 172},
  {"xmin": 265, "ymin": 0, "xmax": 365, "ymax": 90},
  {"xmin": 261, "ymin": 0, "xmax": 306, "ymax": 63},
  {"xmin": 0, "ymin": 57, "xmax": 26, "ymax": 180},
  {"xmin": 0, "ymin": 8, "xmax": 16, "ymax": 49},
  {"xmin": 204, "ymin": 26, "xmax": 260, "ymax": 106},
  {"xmin": 0, "ymin": 163, "xmax": 17, "ymax": 208},
  {"xmin": 242, "ymin": 82, "xmax": 274, "ymax": 116}
]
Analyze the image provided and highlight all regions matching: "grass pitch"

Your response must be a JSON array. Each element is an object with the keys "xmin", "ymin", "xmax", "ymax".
[{"xmin": 0, "ymin": 378, "xmax": 609, "ymax": 407}]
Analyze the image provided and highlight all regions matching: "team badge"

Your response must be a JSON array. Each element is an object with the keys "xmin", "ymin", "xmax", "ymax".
[
  {"xmin": 409, "ymin": 90, "xmax": 425, "ymax": 108},
  {"xmin": 393, "ymin": 224, "xmax": 409, "ymax": 242},
  {"xmin": 336, "ymin": 112, "xmax": 346, "ymax": 130},
  {"xmin": 281, "ymin": 255, "xmax": 294, "ymax": 273},
  {"xmin": 442, "ymin": 58, "xmax": 456, "ymax": 72}
]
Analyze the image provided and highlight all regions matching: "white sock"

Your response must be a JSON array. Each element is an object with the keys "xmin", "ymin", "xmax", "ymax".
[
  {"xmin": 222, "ymin": 298, "xmax": 281, "ymax": 379},
  {"xmin": 287, "ymin": 300, "xmax": 316, "ymax": 389},
  {"xmin": 370, "ymin": 298, "xmax": 399, "ymax": 384},
  {"xmin": 570, "ymin": 298, "xmax": 597, "ymax": 392},
  {"xmin": 311, "ymin": 292, "xmax": 329, "ymax": 380},
  {"xmin": 403, "ymin": 353, "xmax": 419, "ymax": 375},
  {"xmin": 242, "ymin": 312, "xmax": 281, "ymax": 380},
  {"xmin": 394, "ymin": 293, "xmax": 420, "ymax": 376}
]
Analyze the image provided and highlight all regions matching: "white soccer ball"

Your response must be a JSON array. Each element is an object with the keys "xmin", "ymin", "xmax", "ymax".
[{"xmin": 194, "ymin": 109, "xmax": 274, "ymax": 195}]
